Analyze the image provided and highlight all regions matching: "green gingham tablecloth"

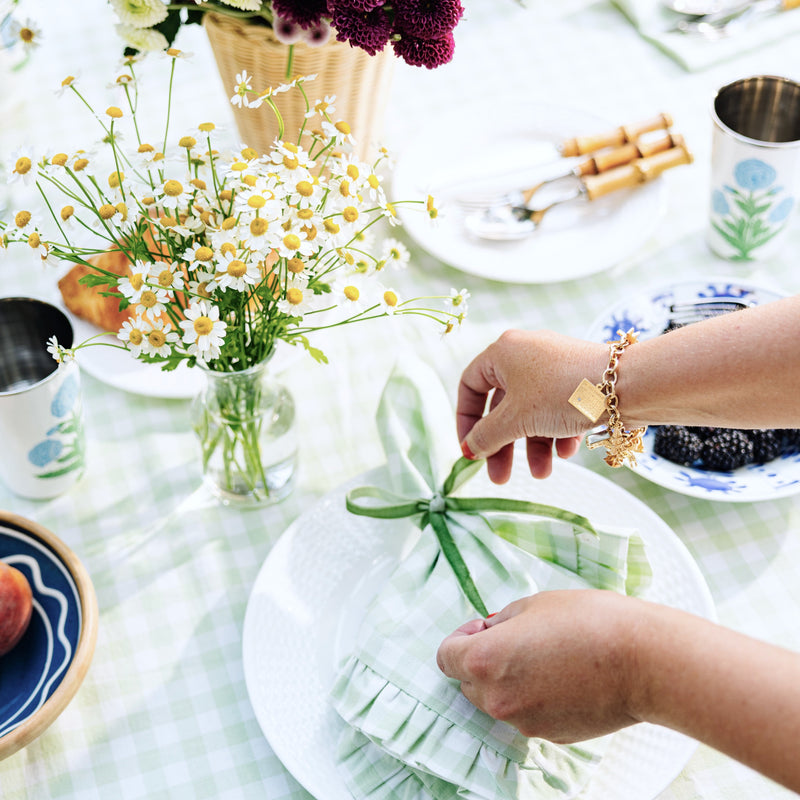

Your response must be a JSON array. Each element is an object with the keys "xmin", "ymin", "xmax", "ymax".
[{"xmin": 2, "ymin": 1, "xmax": 800, "ymax": 799}]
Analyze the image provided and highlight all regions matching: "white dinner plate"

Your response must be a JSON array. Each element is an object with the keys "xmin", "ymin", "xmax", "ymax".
[
  {"xmin": 391, "ymin": 102, "xmax": 666, "ymax": 284},
  {"xmin": 69, "ymin": 316, "xmax": 299, "ymax": 400},
  {"xmin": 242, "ymin": 455, "xmax": 715, "ymax": 800},
  {"xmin": 585, "ymin": 276, "xmax": 799, "ymax": 502}
]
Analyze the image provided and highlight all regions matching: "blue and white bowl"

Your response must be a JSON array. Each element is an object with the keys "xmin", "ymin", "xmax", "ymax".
[{"xmin": 586, "ymin": 277, "xmax": 797, "ymax": 502}]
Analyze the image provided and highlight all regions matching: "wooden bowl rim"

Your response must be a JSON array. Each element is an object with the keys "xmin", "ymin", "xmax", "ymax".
[{"xmin": 0, "ymin": 510, "xmax": 98, "ymax": 760}]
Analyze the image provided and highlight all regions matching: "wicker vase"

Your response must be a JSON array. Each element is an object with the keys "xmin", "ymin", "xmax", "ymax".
[{"xmin": 203, "ymin": 13, "xmax": 395, "ymax": 162}]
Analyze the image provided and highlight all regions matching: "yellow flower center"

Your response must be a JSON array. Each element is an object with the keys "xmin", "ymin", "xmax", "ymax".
[
  {"xmin": 194, "ymin": 246, "xmax": 213, "ymax": 262},
  {"xmin": 14, "ymin": 157, "xmax": 31, "ymax": 175},
  {"xmin": 283, "ymin": 233, "xmax": 301, "ymax": 251},
  {"xmin": 248, "ymin": 195, "xmax": 266, "ymax": 209},
  {"xmin": 98, "ymin": 204, "xmax": 117, "ymax": 219},
  {"xmin": 219, "ymin": 190, "xmax": 232, "ymax": 202},
  {"xmin": 220, "ymin": 242, "xmax": 236, "ymax": 256},
  {"xmin": 130, "ymin": 274, "xmax": 144, "ymax": 290},
  {"xmin": 343, "ymin": 285, "xmax": 359, "ymax": 302},
  {"xmin": 323, "ymin": 219, "xmax": 340, "ymax": 234},
  {"xmin": 286, "ymin": 287, "xmax": 303, "ymax": 305},
  {"xmin": 179, "ymin": 136, "xmax": 197, "ymax": 149},
  {"xmin": 339, "ymin": 180, "xmax": 351, "ymax": 198},
  {"xmin": 106, "ymin": 106, "xmax": 123, "ymax": 119},
  {"xmin": 221, "ymin": 216, "xmax": 236, "ymax": 231},
  {"xmin": 115, "ymin": 74, "xmax": 133, "ymax": 85},
  {"xmin": 346, "ymin": 164, "xmax": 359, "ymax": 180},
  {"xmin": 166, "ymin": 48, "xmax": 182, "ymax": 57},
  {"xmin": 383, "ymin": 290, "xmax": 398, "ymax": 307},
  {"xmin": 282, "ymin": 155, "xmax": 299, "ymax": 170},
  {"xmin": 60, "ymin": 205, "xmax": 74, "ymax": 221},
  {"xmin": 148, "ymin": 329, "xmax": 167, "ymax": 348},
  {"xmin": 296, "ymin": 180, "xmax": 313, "ymax": 197},
  {"xmin": 28, "ymin": 232, "xmax": 40, "ymax": 248},
  {"xmin": 61, "ymin": 75, "xmax": 75, "ymax": 87},
  {"xmin": 194, "ymin": 316, "xmax": 213, "ymax": 336},
  {"xmin": 250, "ymin": 218, "xmax": 269, "ymax": 236},
  {"xmin": 158, "ymin": 269, "xmax": 174, "ymax": 288},
  {"xmin": 108, "ymin": 171, "xmax": 124, "ymax": 188},
  {"xmin": 287, "ymin": 257, "xmax": 304, "ymax": 274},
  {"xmin": 336, "ymin": 121, "xmax": 352, "ymax": 135},
  {"xmin": 51, "ymin": 153, "xmax": 68, "ymax": 166},
  {"xmin": 199, "ymin": 122, "xmax": 215, "ymax": 132},
  {"xmin": 227, "ymin": 259, "xmax": 247, "ymax": 278},
  {"xmin": 301, "ymin": 224, "xmax": 317, "ymax": 241},
  {"xmin": 191, "ymin": 178, "xmax": 206, "ymax": 190},
  {"xmin": 368, "ymin": 174, "xmax": 380, "ymax": 189},
  {"xmin": 230, "ymin": 161, "xmax": 248, "ymax": 172},
  {"xmin": 342, "ymin": 206, "xmax": 359, "ymax": 223},
  {"xmin": 128, "ymin": 328, "xmax": 144, "ymax": 346},
  {"xmin": 283, "ymin": 142, "xmax": 299, "ymax": 153},
  {"xmin": 19, "ymin": 27, "xmax": 34, "ymax": 43},
  {"xmin": 242, "ymin": 174, "xmax": 257, "ymax": 187},
  {"xmin": 196, "ymin": 282, "xmax": 211, "ymax": 299},
  {"xmin": 138, "ymin": 143, "xmax": 155, "ymax": 153},
  {"xmin": 142, "ymin": 196, "xmax": 155, "ymax": 205},
  {"xmin": 115, "ymin": 202, "xmax": 128, "ymax": 220},
  {"xmin": 73, "ymin": 157, "xmax": 89, "ymax": 171},
  {"xmin": 297, "ymin": 208, "xmax": 314, "ymax": 220},
  {"xmin": 160, "ymin": 214, "xmax": 177, "ymax": 228},
  {"xmin": 241, "ymin": 147, "xmax": 258, "ymax": 160},
  {"xmin": 14, "ymin": 211, "xmax": 31, "ymax": 228},
  {"xmin": 140, "ymin": 290, "xmax": 157, "ymax": 308},
  {"xmin": 452, "ymin": 294, "xmax": 464, "ymax": 307},
  {"xmin": 163, "ymin": 179, "xmax": 183, "ymax": 197},
  {"xmin": 385, "ymin": 202, "xmax": 397, "ymax": 218}
]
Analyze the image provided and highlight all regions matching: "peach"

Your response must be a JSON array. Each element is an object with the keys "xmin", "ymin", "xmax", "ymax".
[{"xmin": 0, "ymin": 561, "xmax": 33, "ymax": 657}]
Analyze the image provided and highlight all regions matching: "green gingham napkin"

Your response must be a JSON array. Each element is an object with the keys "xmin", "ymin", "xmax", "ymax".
[
  {"xmin": 612, "ymin": 0, "xmax": 800, "ymax": 71},
  {"xmin": 329, "ymin": 362, "xmax": 652, "ymax": 800}
]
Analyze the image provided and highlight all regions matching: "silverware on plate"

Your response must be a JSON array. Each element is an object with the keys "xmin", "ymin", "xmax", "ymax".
[
  {"xmin": 670, "ymin": 0, "xmax": 800, "ymax": 37},
  {"xmin": 464, "ymin": 144, "xmax": 693, "ymax": 241}
]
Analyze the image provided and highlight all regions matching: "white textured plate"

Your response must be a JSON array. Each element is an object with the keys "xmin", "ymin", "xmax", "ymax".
[
  {"xmin": 585, "ymin": 276, "xmax": 798, "ymax": 502},
  {"xmin": 391, "ymin": 101, "xmax": 666, "ymax": 284},
  {"xmin": 242, "ymin": 455, "xmax": 715, "ymax": 800}
]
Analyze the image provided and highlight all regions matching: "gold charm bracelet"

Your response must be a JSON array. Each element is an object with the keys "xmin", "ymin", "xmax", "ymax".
[{"xmin": 567, "ymin": 329, "xmax": 647, "ymax": 468}]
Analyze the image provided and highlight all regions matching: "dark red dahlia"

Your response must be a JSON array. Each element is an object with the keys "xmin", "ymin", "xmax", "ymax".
[
  {"xmin": 393, "ymin": 0, "xmax": 464, "ymax": 40},
  {"xmin": 271, "ymin": 0, "xmax": 329, "ymax": 29},
  {"xmin": 329, "ymin": 4, "xmax": 394, "ymax": 56},
  {"xmin": 328, "ymin": 0, "xmax": 386, "ymax": 10},
  {"xmin": 392, "ymin": 31, "xmax": 455, "ymax": 68}
]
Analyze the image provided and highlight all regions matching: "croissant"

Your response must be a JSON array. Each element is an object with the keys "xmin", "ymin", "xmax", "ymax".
[{"xmin": 58, "ymin": 249, "xmax": 132, "ymax": 333}]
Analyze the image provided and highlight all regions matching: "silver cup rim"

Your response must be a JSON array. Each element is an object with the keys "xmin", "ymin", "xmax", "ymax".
[{"xmin": 710, "ymin": 74, "xmax": 800, "ymax": 149}]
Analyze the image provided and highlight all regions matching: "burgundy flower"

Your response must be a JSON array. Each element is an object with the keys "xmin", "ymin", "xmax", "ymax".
[
  {"xmin": 328, "ymin": 0, "xmax": 386, "ymax": 10},
  {"xmin": 271, "ymin": 0, "xmax": 330, "ymax": 30},
  {"xmin": 329, "ymin": 4, "xmax": 394, "ymax": 56},
  {"xmin": 393, "ymin": 0, "xmax": 464, "ymax": 40},
  {"xmin": 392, "ymin": 31, "xmax": 455, "ymax": 68}
]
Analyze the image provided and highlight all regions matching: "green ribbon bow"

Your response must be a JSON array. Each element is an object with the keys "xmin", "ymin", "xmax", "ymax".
[{"xmin": 346, "ymin": 455, "xmax": 599, "ymax": 618}]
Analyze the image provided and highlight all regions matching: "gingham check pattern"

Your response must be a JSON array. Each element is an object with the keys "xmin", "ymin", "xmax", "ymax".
[{"xmin": 329, "ymin": 363, "xmax": 651, "ymax": 799}]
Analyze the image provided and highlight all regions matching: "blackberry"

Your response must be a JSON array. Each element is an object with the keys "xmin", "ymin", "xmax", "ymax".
[
  {"xmin": 687, "ymin": 426, "xmax": 719, "ymax": 441},
  {"xmin": 747, "ymin": 429, "xmax": 782, "ymax": 463},
  {"xmin": 701, "ymin": 430, "xmax": 754, "ymax": 471},
  {"xmin": 778, "ymin": 429, "xmax": 800, "ymax": 453},
  {"xmin": 653, "ymin": 425, "xmax": 703, "ymax": 466}
]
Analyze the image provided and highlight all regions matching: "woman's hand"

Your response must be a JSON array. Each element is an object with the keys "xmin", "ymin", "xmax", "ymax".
[
  {"xmin": 457, "ymin": 330, "xmax": 607, "ymax": 482},
  {"xmin": 436, "ymin": 590, "xmax": 643, "ymax": 742}
]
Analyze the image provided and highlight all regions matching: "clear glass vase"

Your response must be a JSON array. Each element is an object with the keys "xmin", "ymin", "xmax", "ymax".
[{"xmin": 191, "ymin": 357, "xmax": 296, "ymax": 506}]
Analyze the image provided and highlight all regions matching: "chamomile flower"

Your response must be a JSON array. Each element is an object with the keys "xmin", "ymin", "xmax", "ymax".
[
  {"xmin": 215, "ymin": 251, "xmax": 261, "ymax": 292},
  {"xmin": 149, "ymin": 260, "xmax": 184, "ymax": 296},
  {"xmin": 55, "ymin": 74, "xmax": 78, "ymax": 98},
  {"xmin": 321, "ymin": 119, "xmax": 355, "ymax": 148},
  {"xmin": 184, "ymin": 242, "xmax": 216, "ymax": 271},
  {"xmin": 333, "ymin": 272, "xmax": 372, "ymax": 313},
  {"xmin": 26, "ymin": 230, "xmax": 53, "ymax": 264},
  {"xmin": 231, "ymin": 70, "xmax": 254, "ymax": 108},
  {"xmin": 180, "ymin": 301, "xmax": 227, "ymax": 361},
  {"xmin": 140, "ymin": 318, "xmax": 179, "ymax": 358},
  {"xmin": 118, "ymin": 317, "xmax": 149, "ymax": 356},
  {"xmin": 277, "ymin": 283, "xmax": 316, "ymax": 318},
  {"xmin": 276, "ymin": 225, "xmax": 316, "ymax": 259},
  {"xmin": 156, "ymin": 177, "xmax": 192, "ymax": 210},
  {"xmin": 8, "ymin": 18, "xmax": 42, "ymax": 51},
  {"xmin": 306, "ymin": 95, "xmax": 336, "ymax": 120},
  {"xmin": 118, "ymin": 259, "xmax": 152, "ymax": 303},
  {"xmin": 383, "ymin": 238, "xmax": 410, "ymax": 269},
  {"xmin": 447, "ymin": 287, "xmax": 470, "ymax": 313},
  {"xmin": 136, "ymin": 285, "xmax": 170, "ymax": 320},
  {"xmin": 186, "ymin": 268, "xmax": 217, "ymax": 300},
  {"xmin": 8, "ymin": 148, "xmax": 36, "ymax": 186},
  {"xmin": 380, "ymin": 287, "xmax": 401, "ymax": 315},
  {"xmin": 46, "ymin": 336, "xmax": 75, "ymax": 364}
]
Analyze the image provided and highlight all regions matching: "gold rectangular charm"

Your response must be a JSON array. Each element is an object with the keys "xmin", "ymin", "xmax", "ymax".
[{"xmin": 568, "ymin": 379, "xmax": 606, "ymax": 423}]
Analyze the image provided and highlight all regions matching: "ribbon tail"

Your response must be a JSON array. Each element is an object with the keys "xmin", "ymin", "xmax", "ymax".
[
  {"xmin": 346, "ymin": 486, "xmax": 423, "ymax": 519},
  {"xmin": 428, "ymin": 513, "xmax": 488, "ymax": 618}
]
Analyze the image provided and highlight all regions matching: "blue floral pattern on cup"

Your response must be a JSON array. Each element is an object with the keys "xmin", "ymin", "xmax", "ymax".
[
  {"xmin": 27, "ymin": 371, "xmax": 85, "ymax": 481},
  {"xmin": 710, "ymin": 158, "xmax": 794, "ymax": 261}
]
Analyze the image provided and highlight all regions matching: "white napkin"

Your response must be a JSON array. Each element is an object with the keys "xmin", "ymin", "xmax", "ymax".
[{"xmin": 612, "ymin": 0, "xmax": 800, "ymax": 71}]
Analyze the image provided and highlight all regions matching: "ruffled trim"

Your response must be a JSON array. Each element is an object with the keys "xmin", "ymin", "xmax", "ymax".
[{"xmin": 331, "ymin": 656, "xmax": 604, "ymax": 800}]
